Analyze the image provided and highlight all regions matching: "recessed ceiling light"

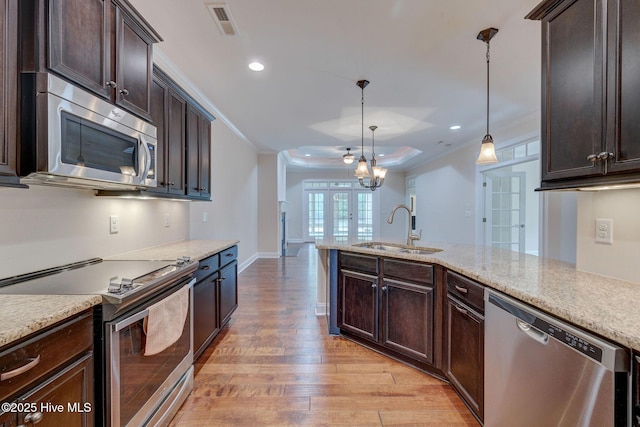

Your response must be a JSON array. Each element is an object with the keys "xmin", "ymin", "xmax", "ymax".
[
  {"xmin": 378, "ymin": 153, "xmax": 385, "ymax": 157},
  {"xmin": 450, "ymin": 125, "xmax": 461, "ymax": 130},
  {"xmin": 248, "ymin": 62, "xmax": 264, "ymax": 71},
  {"xmin": 304, "ymin": 154, "xmax": 311, "ymax": 157}
]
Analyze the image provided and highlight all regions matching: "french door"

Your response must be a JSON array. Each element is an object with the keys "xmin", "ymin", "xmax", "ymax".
[
  {"xmin": 305, "ymin": 181, "xmax": 374, "ymax": 243},
  {"xmin": 483, "ymin": 171, "xmax": 526, "ymax": 252}
]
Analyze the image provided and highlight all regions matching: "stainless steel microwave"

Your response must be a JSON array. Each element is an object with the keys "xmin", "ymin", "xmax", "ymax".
[{"xmin": 20, "ymin": 73, "xmax": 157, "ymax": 190}]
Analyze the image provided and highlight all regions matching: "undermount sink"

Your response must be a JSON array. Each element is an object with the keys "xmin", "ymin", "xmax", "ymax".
[{"xmin": 353, "ymin": 242, "xmax": 442, "ymax": 255}]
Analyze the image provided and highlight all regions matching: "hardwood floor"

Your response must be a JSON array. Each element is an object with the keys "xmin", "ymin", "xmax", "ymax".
[{"xmin": 170, "ymin": 244, "xmax": 479, "ymax": 426}]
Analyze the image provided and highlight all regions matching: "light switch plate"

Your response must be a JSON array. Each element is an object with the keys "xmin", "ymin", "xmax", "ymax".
[
  {"xmin": 110, "ymin": 215, "xmax": 119, "ymax": 234},
  {"xmin": 595, "ymin": 218, "xmax": 613, "ymax": 244}
]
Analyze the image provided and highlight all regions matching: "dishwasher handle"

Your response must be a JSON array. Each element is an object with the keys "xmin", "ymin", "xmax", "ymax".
[{"xmin": 516, "ymin": 318, "xmax": 549, "ymax": 345}]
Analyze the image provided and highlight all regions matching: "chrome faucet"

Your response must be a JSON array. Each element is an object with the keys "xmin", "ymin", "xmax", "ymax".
[{"xmin": 387, "ymin": 204, "xmax": 422, "ymax": 246}]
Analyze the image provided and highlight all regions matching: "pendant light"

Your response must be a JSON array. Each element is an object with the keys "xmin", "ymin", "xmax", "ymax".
[
  {"xmin": 475, "ymin": 27, "xmax": 499, "ymax": 165},
  {"xmin": 343, "ymin": 148, "xmax": 355, "ymax": 164},
  {"xmin": 354, "ymin": 80, "xmax": 387, "ymax": 191}
]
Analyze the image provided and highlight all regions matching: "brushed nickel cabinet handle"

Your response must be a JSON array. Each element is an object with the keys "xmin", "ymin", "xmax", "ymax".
[
  {"xmin": 119, "ymin": 88, "xmax": 129, "ymax": 96},
  {"xmin": 106, "ymin": 80, "xmax": 116, "ymax": 88},
  {"xmin": 24, "ymin": 412, "xmax": 44, "ymax": 424},
  {"xmin": 454, "ymin": 304, "xmax": 468, "ymax": 315},
  {"xmin": 1, "ymin": 355, "xmax": 41, "ymax": 381},
  {"xmin": 454, "ymin": 284, "xmax": 468, "ymax": 294}
]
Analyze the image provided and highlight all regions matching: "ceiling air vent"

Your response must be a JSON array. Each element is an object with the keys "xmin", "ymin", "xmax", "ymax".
[{"xmin": 206, "ymin": 3, "xmax": 238, "ymax": 36}]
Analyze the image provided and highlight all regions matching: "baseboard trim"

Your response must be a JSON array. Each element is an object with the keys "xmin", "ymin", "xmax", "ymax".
[
  {"xmin": 238, "ymin": 253, "xmax": 259, "ymax": 273},
  {"xmin": 258, "ymin": 252, "xmax": 280, "ymax": 259},
  {"xmin": 315, "ymin": 303, "xmax": 328, "ymax": 316}
]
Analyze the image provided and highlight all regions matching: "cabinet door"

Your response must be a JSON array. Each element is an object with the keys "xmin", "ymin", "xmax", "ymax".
[
  {"xmin": 338, "ymin": 270, "xmax": 378, "ymax": 342},
  {"xmin": 48, "ymin": 0, "xmax": 111, "ymax": 99},
  {"xmin": 606, "ymin": 0, "xmax": 640, "ymax": 174},
  {"xmin": 382, "ymin": 278, "xmax": 433, "ymax": 363},
  {"xmin": 219, "ymin": 260, "xmax": 238, "ymax": 327},
  {"xmin": 186, "ymin": 105, "xmax": 201, "ymax": 198},
  {"xmin": 18, "ymin": 353, "xmax": 93, "ymax": 427},
  {"xmin": 446, "ymin": 297, "xmax": 484, "ymax": 421},
  {"xmin": 193, "ymin": 273, "xmax": 219, "ymax": 360},
  {"xmin": 148, "ymin": 75, "xmax": 167, "ymax": 193},
  {"xmin": 634, "ymin": 351, "xmax": 640, "ymax": 427},
  {"xmin": 0, "ymin": 411, "xmax": 16, "ymax": 427},
  {"xmin": 197, "ymin": 114, "xmax": 212, "ymax": 199},
  {"xmin": 166, "ymin": 88, "xmax": 186, "ymax": 196},
  {"xmin": 540, "ymin": 0, "xmax": 604, "ymax": 182},
  {"xmin": 0, "ymin": 0, "xmax": 18, "ymax": 184},
  {"xmin": 114, "ymin": 6, "xmax": 153, "ymax": 119}
]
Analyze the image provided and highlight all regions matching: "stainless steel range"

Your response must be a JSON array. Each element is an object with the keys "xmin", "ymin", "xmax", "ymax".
[{"xmin": 0, "ymin": 257, "xmax": 198, "ymax": 427}]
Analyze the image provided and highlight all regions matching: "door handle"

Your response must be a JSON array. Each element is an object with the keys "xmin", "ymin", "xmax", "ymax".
[{"xmin": 516, "ymin": 319, "xmax": 549, "ymax": 345}]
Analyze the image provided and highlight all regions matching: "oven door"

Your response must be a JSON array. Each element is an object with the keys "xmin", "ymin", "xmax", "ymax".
[{"xmin": 105, "ymin": 279, "xmax": 194, "ymax": 427}]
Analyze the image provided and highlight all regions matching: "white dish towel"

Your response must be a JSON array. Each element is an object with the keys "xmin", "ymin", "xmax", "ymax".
[{"xmin": 144, "ymin": 285, "xmax": 189, "ymax": 356}]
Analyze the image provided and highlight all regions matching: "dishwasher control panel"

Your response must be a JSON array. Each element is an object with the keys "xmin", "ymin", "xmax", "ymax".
[{"xmin": 534, "ymin": 318, "xmax": 603, "ymax": 362}]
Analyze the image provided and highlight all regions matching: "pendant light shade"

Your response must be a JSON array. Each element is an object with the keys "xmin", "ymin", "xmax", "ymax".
[{"xmin": 476, "ymin": 27, "xmax": 499, "ymax": 165}]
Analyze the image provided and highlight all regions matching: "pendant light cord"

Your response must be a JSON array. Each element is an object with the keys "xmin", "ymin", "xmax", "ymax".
[
  {"xmin": 361, "ymin": 86, "xmax": 365, "ymax": 156},
  {"xmin": 486, "ymin": 40, "xmax": 490, "ymax": 136}
]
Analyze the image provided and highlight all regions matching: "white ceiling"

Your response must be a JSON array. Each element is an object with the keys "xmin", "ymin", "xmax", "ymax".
[{"xmin": 129, "ymin": 0, "xmax": 542, "ymax": 171}]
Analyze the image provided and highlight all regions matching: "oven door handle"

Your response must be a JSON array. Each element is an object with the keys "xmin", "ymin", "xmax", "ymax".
[{"xmin": 114, "ymin": 309, "xmax": 149, "ymax": 332}]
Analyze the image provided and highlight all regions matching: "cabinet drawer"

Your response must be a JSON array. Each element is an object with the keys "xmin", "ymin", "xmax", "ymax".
[
  {"xmin": 193, "ymin": 254, "xmax": 220, "ymax": 283},
  {"xmin": 220, "ymin": 246, "xmax": 238, "ymax": 267},
  {"xmin": 383, "ymin": 258, "xmax": 433, "ymax": 285},
  {"xmin": 0, "ymin": 311, "xmax": 93, "ymax": 402},
  {"xmin": 340, "ymin": 252, "xmax": 378, "ymax": 275},
  {"xmin": 446, "ymin": 271, "xmax": 484, "ymax": 314}
]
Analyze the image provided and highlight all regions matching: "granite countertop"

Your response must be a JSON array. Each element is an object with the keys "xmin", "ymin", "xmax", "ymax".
[
  {"xmin": 0, "ymin": 295, "xmax": 101, "ymax": 348},
  {"xmin": 106, "ymin": 239, "xmax": 239, "ymax": 261},
  {"xmin": 316, "ymin": 238, "xmax": 640, "ymax": 351},
  {"xmin": 0, "ymin": 240, "xmax": 239, "ymax": 349}
]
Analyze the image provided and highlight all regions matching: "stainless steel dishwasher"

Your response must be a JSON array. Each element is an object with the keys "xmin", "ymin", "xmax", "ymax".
[{"xmin": 485, "ymin": 290, "xmax": 630, "ymax": 427}]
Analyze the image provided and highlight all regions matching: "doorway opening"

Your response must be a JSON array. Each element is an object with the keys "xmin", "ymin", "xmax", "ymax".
[
  {"xmin": 303, "ymin": 180, "xmax": 377, "ymax": 244},
  {"xmin": 480, "ymin": 139, "xmax": 540, "ymax": 255}
]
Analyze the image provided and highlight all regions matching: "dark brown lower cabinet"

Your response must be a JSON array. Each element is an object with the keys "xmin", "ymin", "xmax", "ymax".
[
  {"xmin": 219, "ymin": 260, "xmax": 238, "ymax": 327},
  {"xmin": 634, "ymin": 351, "xmax": 640, "ymax": 426},
  {"xmin": 192, "ymin": 245, "xmax": 238, "ymax": 361},
  {"xmin": 18, "ymin": 353, "xmax": 93, "ymax": 427},
  {"xmin": 445, "ymin": 296, "xmax": 484, "ymax": 421},
  {"xmin": 339, "ymin": 269, "xmax": 378, "ymax": 342},
  {"xmin": 193, "ymin": 272, "xmax": 219, "ymax": 359},
  {"xmin": 338, "ymin": 253, "xmax": 436, "ymax": 367},
  {"xmin": 382, "ymin": 278, "xmax": 433, "ymax": 363},
  {"xmin": 445, "ymin": 270, "xmax": 485, "ymax": 422}
]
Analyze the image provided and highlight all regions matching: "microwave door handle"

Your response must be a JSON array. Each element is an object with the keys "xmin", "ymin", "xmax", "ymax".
[{"xmin": 140, "ymin": 136, "xmax": 151, "ymax": 180}]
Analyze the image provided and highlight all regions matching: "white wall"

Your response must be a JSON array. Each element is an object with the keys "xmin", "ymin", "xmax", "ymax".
[
  {"xmin": 410, "ymin": 143, "xmax": 478, "ymax": 244},
  {"xmin": 258, "ymin": 154, "xmax": 279, "ymax": 256},
  {"xmin": 0, "ymin": 186, "xmax": 189, "ymax": 277},
  {"xmin": 575, "ymin": 189, "xmax": 640, "ymax": 282},
  {"xmin": 285, "ymin": 169, "xmax": 406, "ymax": 243},
  {"xmin": 189, "ymin": 119, "xmax": 259, "ymax": 267}
]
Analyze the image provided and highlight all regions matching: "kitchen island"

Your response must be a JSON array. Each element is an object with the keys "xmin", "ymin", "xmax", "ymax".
[{"xmin": 316, "ymin": 238, "xmax": 640, "ymax": 350}]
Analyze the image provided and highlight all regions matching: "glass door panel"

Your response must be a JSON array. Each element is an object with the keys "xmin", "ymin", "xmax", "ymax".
[{"xmin": 485, "ymin": 172, "xmax": 526, "ymax": 252}]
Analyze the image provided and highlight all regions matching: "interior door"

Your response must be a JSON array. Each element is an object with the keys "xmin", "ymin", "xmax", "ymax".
[{"xmin": 484, "ymin": 172, "xmax": 526, "ymax": 252}]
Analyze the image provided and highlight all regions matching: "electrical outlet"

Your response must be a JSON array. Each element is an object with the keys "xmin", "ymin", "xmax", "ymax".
[
  {"xmin": 164, "ymin": 213, "xmax": 170, "ymax": 228},
  {"xmin": 202, "ymin": 212, "xmax": 208, "ymax": 223},
  {"xmin": 595, "ymin": 218, "xmax": 613, "ymax": 244},
  {"xmin": 110, "ymin": 215, "xmax": 119, "ymax": 234}
]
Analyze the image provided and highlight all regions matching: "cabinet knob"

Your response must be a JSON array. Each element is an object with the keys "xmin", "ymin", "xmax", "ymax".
[
  {"xmin": 586, "ymin": 154, "xmax": 598, "ymax": 163},
  {"xmin": 24, "ymin": 412, "xmax": 44, "ymax": 424},
  {"xmin": 381, "ymin": 286, "xmax": 387, "ymax": 291},
  {"xmin": 371, "ymin": 284, "xmax": 377, "ymax": 289},
  {"xmin": 106, "ymin": 80, "xmax": 117, "ymax": 88},
  {"xmin": 119, "ymin": 88, "xmax": 130, "ymax": 96}
]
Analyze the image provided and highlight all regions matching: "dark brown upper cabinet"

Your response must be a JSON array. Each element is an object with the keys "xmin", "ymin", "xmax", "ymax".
[
  {"xmin": 148, "ymin": 67, "xmax": 187, "ymax": 197},
  {"xmin": 0, "ymin": 0, "xmax": 23, "ymax": 188},
  {"xmin": 186, "ymin": 104, "xmax": 213, "ymax": 200},
  {"xmin": 528, "ymin": 0, "xmax": 640, "ymax": 190},
  {"xmin": 22, "ymin": 0, "xmax": 162, "ymax": 120}
]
